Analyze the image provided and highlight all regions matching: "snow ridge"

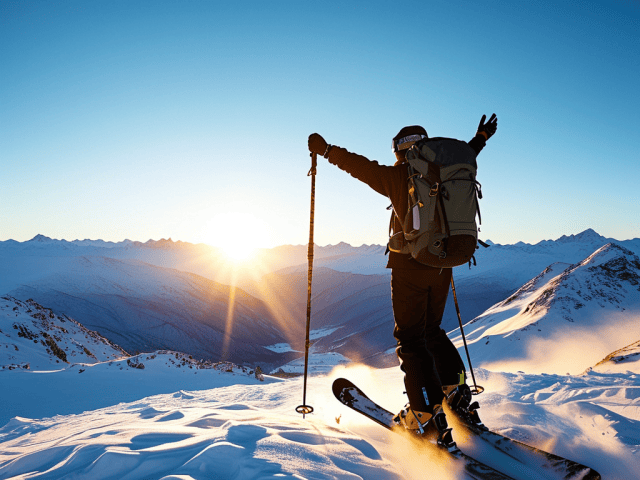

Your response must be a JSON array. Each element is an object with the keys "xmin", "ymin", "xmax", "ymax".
[{"xmin": 1, "ymin": 296, "xmax": 128, "ymax": 370}]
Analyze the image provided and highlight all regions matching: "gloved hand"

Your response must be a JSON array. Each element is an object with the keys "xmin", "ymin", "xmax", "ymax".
[
  {"xmin": 477, "ymin": 114, "xmax": 498, "ymax": 140},
  {"xmin": 308, "ymin": 133, "xmax": 328, "ymax": 156}
]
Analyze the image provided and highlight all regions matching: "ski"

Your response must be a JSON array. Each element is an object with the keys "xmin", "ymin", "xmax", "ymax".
[
  {"xmin": 332, "ymin": 378, "xmax": 516, "ymax": 480},
  {"xmin": 444, "ymin": 402, "xmax": 601, "ymax": 480}
]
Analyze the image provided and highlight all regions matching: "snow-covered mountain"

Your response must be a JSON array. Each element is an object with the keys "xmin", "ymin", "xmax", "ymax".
[
  {"xmin": 246, "ymin": 229, "xmax": 640, "ymax": 367},
  {"xmin": 1, "ymin": 296, "xmax": 127, "ymax": 370},
  {"xmin": 2, "ymin": 254, "xmax": 294, "ymax": 368},
  {"xmin": 449, "ymin": 243, "xmax": 640, "ymax": 375},
  {"xmin": 0, "ymin": 235, "xmax": 387, "ymax": 291}
]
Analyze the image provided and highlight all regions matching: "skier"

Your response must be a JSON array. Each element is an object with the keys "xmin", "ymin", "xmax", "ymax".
[{"xmin": 308, "ymin": 114, "xmax": 498, "ymax": 447}]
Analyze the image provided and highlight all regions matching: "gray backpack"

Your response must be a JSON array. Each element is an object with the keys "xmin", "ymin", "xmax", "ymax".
[{"xmin": 388, "ymin": 137, "xmax": 483, "ymax": 268}]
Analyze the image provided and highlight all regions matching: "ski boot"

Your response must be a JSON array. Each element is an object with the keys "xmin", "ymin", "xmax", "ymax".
[
  {"xmin": 393, "ymin": 404, "xmax": 458, "ymax": 452},
  {"xmin": 443, "ymin": 383, "xmax": 487, "ymax": 431}
]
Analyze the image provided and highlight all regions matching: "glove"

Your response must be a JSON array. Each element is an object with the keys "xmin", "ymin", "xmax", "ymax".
[
  {"xmin": 308, "ymin": 133, "xmax": 329, "ymax": 157},
  {"xmin": 477, "ymin": 114, "xmax": 498, "ymax": 140}
]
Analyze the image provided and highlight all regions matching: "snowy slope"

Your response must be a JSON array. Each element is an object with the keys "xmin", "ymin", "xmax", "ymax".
[
  {"xmin": 1, "ymin": 296, "xmax": 127, "ymax": 370},
  {"xmin": 449, "ymin": 243, "xmax": 640, "ymax": 375},
  {"xmin": 1, "ymin": 364, "xmax": 638, "ymax": 480},
  {"xmin": 0, "ymin": 350, "xmax": 275, "ymax": 429}
]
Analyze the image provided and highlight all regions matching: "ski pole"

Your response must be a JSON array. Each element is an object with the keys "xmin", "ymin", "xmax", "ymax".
[
  {"xmin": 296, "ymin": 152, "xmax": 317, "ymax": 418},
  {"xmin": 451, "ymin": 273, "xmax": 484, "ymax": 395}
]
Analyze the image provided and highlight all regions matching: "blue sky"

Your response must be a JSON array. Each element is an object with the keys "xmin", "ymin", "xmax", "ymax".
[{"xmin": 1, "ymin": 0, "xmax": 639, "ymax": 249}]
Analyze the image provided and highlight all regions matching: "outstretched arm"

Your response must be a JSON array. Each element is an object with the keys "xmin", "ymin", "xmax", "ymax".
[
  {"xmin": 308, "ymin": 133, "xmax": 404, "ymax": 198},
  {"xmin": 468, "ymin": 114, "xmax": 498, "ymax": 154}
]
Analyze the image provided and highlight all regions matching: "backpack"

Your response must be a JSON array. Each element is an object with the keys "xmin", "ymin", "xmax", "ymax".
[{"xmin": 387, "ymin": 137, "xmax": 483, "ymax": 268}]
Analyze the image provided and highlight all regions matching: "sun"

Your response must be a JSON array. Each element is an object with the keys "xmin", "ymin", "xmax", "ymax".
[
  {"xmin": 204, "ymin": 212, "xmax": 265, "ymax": 264},
  {"xmin": 221, "ymin": 239, "xmax": 256, "ymax": 263}
]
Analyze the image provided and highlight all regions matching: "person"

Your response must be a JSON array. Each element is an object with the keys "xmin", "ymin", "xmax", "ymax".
[{"xmin": 308, "ymin": 114, "xmax": 498, "ymax": 448}]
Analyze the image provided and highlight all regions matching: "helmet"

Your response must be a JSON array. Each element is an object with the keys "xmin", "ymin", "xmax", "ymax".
[{"xmin": 392, "ymin": 125, "xmax": 428, "ymax": 153}]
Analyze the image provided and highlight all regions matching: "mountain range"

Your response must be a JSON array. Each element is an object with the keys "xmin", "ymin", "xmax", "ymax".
[{"xmin": 2, "ymin": 229, "xmax": 639, "ymax": 373}]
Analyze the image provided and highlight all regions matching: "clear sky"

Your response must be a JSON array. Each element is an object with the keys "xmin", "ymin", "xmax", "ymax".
[{"xmin": 2, "ymin": 0, "xmax": 639, "ymax": 250}]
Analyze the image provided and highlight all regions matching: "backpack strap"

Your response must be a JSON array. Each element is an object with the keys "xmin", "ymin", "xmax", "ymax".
[
  {"xmin": 475, "ymin": 181, "xmax": 482, "ymax": 225},
  {"xmin": 385, "ymin": 204, "xmax": 394, "ymax": 255}
]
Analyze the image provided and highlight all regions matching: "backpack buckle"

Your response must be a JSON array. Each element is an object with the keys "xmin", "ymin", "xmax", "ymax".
[{"xmin": 429, "ymin": 183, "xmax": 439, "ymax": 197}]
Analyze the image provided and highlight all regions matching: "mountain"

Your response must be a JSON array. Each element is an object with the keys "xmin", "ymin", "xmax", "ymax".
[
  {"xmin": 1, "ymin": 296, "xmax": 127, "ymax": 370},
  {"xmin": 0, "ymin": 235, "xmax": 389, "ymax": 289},
  {"xmin": 251, "ymin": 231, "xmax": 640, "ymax": 370},
  {"xmin": 4, "ymin": 256, "xmax": 295, "ymax": 368},
  {"xmin": 448, "ymin": 243, "xmax": 640, "ymax": 375}
]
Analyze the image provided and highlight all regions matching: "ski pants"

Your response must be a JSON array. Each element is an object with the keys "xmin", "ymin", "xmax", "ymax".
[{"xmin": 391, "ymin": 267, "xmax": 466, "ymax": 413}]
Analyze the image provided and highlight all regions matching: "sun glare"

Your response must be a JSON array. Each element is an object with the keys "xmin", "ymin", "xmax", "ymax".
[
  {"xmin": 205, "ymin": 212, "xmax": 265, "ymax": 264},
  {"xmin": 222, "ymin": 240, "xmax": 256, "ymax": 263}
]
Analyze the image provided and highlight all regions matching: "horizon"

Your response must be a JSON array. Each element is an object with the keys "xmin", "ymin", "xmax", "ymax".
[
  {"xmin": 2, "ymin": 1, "xmax": 639, "ymax": 249},
  {"xmin": 2, "ymin": 226, "xmax": 638, "ymax": 249}
]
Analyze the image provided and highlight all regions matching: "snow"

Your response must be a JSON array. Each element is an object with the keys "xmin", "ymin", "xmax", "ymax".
[
  {"xmin": 264, "ymin": 329, "xmax": 342, "ymax": 354},
  {"xmin": 1, "ymin": 364, "xmax": 639, "ymax": 479},
  {"xmin": 588, "ymin": 340, "xmax": 640, "ymax": 375},
  {"xmin": 309, "ymin": 327, "xmax": 342, "ymax": 341},
  {"xmin": 1, "ymin": 297, "xmax": 126, "ymax": 370},
  {"xmin": 271, "ymin": 351, "xmax": 351, "ymax": 375},
  {"xmin": 263, "ymin": 343, "xmax": 299, "ymax": 353}
]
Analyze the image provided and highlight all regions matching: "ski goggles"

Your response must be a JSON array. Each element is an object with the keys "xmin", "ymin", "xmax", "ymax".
[{"xmin": 392, "ymin": 134, "xmax": 426, "ymax": 152}]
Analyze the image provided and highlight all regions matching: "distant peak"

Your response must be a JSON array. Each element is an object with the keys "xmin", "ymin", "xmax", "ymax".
[
  {"xmin": 330, "ymin": 241, "xmax": 352, "ymax": 249},
  {"xmin": 576, "ymin": 228, "xmax": 602, "ymax": 238},
  {"xmin": 146, "ymin": 238, "xmax": 173, "ymax": 245},
  {"xmin": 133, "ymin": 238, "xmax": 186, "ymax": 249},
  {"xmin": 556, "ymin": 228, "xmax": 604, "ymax": 243},
  {"xmin": 29, "ymin": 234, "xmax": 54, "ymax": 242}
]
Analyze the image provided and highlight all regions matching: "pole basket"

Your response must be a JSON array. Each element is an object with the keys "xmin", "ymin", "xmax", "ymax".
[
  {"xmin": 470, "ymin": 385, "xmax": 485, "ymax": 395},
  {"xmin": 296, "ymin": 404, "xmax": 314, "ymax": 418}
]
